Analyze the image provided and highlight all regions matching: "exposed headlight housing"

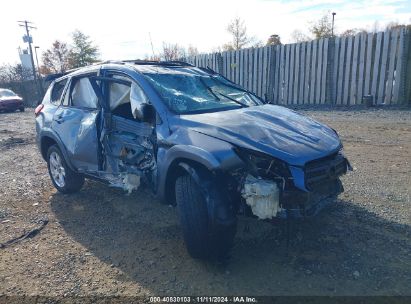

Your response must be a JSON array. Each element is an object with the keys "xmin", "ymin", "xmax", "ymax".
[{"xmin": 234, "ymin": 147, "xmax": 291, "ymax": 181}]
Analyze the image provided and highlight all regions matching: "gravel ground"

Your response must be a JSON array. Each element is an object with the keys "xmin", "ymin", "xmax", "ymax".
[{"xmin": 0, "ymin": 108, "xmax": 410, "ymax": 297}]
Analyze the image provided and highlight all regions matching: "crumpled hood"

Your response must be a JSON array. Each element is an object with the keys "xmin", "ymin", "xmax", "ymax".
[{"xmin": 176, "ymin": 105, "xmax": 341, "ymax": 166}]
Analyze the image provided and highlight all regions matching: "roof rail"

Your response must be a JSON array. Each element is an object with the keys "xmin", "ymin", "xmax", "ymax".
[
  {"xmin": 43, "ymin": 67, "xmax": 81, "ymax": 82},
  {"xmin": 122, "ymin": 59, "xmax": 194, "ymax": 67},
  {"xmin": 43, "ymin": 60, "xmax": 195, "ymax": 82},
  {"xmin": 99, "ymin": 60, "xmax": 125, "ymax": 65}
]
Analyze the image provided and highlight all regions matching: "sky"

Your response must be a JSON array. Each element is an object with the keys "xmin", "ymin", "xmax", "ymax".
[{"xmin": 1, "ymin": 0, "xmax": 410, "ymax": 66}]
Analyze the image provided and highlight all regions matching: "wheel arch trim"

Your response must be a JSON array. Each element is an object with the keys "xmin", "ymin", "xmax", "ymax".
[{"xmin": 39, "ymin": 130, "xmax": 76, "ymax": 171}]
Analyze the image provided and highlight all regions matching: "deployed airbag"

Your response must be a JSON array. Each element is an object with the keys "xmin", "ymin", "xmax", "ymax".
[
  {"xmin": 109, "ymin": 82, "xmax": 130, "ymax": 110},
  {"xmin": 130, "ymin": 82, "xmax": 149, "ymax": 120},
  {"xmin": 72, "ymin": 78, "xmax": 98, "ymax": 108}
]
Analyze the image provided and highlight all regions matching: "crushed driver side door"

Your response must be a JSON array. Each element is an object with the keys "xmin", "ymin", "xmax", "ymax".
[{"xmin": 93, "ymin": 74, "xmax": 157, "ymax": 192}]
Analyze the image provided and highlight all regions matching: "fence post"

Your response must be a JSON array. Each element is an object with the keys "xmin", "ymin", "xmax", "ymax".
[
  {"xmin": 393, "ymin": 28, "xmax": 409, "ymax": 104},
  {"xmin": 267, "ymin": 45, "xmax": 276, "ymax": 103},
  {"xmin": 326, "ymin": 37, "xmax": 336, "ymax": 104},
  {"xmin": 217, "ymin": 52, "xmax": 224, "ymax": 74},
  {"xmin": 404, "ymin": 28, "xmax": 411, "ymax": 105}
]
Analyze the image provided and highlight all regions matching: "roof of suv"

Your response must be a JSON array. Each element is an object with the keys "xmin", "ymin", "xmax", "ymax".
[{"xmin": 45, "ymin": 60, "xmax": 200, "ymax": 82}]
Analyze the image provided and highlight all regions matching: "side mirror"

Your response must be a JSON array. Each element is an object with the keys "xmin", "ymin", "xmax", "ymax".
[{"xmin": 133, "ymin": 103, "xmax": 155, "ymax": 123}]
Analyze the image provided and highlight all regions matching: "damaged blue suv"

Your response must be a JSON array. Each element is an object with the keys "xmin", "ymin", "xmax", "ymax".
[{"xmin": 36, "ymin": 61, "xmax": 350, "ymax": 259}]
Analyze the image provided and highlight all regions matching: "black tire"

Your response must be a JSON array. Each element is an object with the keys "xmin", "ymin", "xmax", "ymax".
[
  {"xmin": 20, "ymin": 107, "xmax": 25, "ymax": 112},
  {"xmin": 175, "ymin": 174, "xmax": 236, "ymax": 259},
  {"xmin": 47, "ymin": 145, "xmax": 84, "ymax": 194}
]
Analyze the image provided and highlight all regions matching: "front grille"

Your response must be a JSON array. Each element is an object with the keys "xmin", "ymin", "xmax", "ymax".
[{"xmin": 305, "ymin": 152, "xmax": 347, "ymax": 190}]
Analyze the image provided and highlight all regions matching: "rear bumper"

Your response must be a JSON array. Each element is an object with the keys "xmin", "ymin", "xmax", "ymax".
[{"xmin": 0, "ymin": 102, "xmax": 23, "ymax": 111}]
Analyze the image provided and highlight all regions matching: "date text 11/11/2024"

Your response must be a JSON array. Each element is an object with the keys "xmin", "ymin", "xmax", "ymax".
[{"xmin": 149, "ymin": 296, "xmax": 258, "ymax": 303}]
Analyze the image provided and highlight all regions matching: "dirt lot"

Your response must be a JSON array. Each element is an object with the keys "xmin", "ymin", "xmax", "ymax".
[{"xmin": 0, "ymin": 108, "xmax": 410, "ymax": 297}]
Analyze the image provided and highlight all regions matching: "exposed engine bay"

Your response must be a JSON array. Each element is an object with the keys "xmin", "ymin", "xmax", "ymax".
[
  {"xmin": 241, "ymin": 175, "xmax": 281, "ymax": 219},
  {"xmin": 233, "ymin": 150, "xmax": 348, "ymax": 220}
]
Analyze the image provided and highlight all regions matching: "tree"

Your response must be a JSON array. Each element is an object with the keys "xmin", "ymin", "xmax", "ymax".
[
  {"xmin": 0, "ymin": 64, "xmax": 15, "ymax": 83},
  {"xmin": 222, "ymin": 43, "xmax": 235, "ymax": 51},
  {"xmin": 251, "ymin": 40, "xmax": 264, "ymax": 48},
  {"xmin": 224, "ymin": 17, "xmax": 253, "ymax": 50},
  {"xmin": 291, "ymin": 30, "xmax": 311, "ymax": 43},
  {"xmin": 0, "ymin": 64, "xmax": 29, "ymax": 86},
  {"xmin": 309, "ymin": 12, "xmax": 333, "ymax": 39},
  {"xmin": 340, "ymin": 28, "xmax": 366, "ymax": 37},
  {"xmin": 41, "ymin": 40, "xmax": 71, "ymax": 73},
  {"xmin": 0, "ymin": 64, "xmax": 32, "ymax": 83},
  {"xmin": 266, "ymin": 34, "xmax": 282, "ymax": 46},
  {"xmin": 385, "ymin": 21, "xmax": 411, "ymax": 31},
  {"xmin": 187, "ymin": 45, "xmax": 199, "ymax": 57},
  {"xmin": 68, "ymin": 30, "xmax": 99, "ymax": 68},
  {"xmin": 8, "ymin": 64, "xmax": 33, "ymax": 82},
  {"xmin": 0, "ymin": 65, "xmax": 8, "ymax": 83},
  {"xmin": 160, "ymin": 43, "xmax": 186, "ymax": 61}
]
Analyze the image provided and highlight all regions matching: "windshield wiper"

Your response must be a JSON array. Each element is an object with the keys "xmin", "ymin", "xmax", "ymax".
[
  {"xmin": 211, "ymin": 75, "xmax": 264, "ymax": 104},
  {"xmin": 215, "ymin": 92, "xmax": 247, "ymax": 108},
  {"xmin": 199, "ymin": 77, "xmax": 247, "ymax": 107},
  {"xmin": 199, "ymin": 77, "xmax": 221, "ymax": 101}
]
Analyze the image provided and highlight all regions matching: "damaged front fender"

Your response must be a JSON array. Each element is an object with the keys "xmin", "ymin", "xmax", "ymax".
[{"xmin": 156, "ymin": 129, "xmax": 245, "ymax": 202}]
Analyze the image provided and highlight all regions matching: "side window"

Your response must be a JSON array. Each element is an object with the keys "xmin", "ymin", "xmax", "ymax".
[
  {"xmin": 109, "ymin": 75, "xmax": 149, "ymax": 120},
  {"xmin": 41, "ymin": 85, "xmax": 52, "ymax": 104},
  {"xmin": 70, "ymin": 77, "xmax": 98, "ymax": 109},
  {"xmin": 50, "ymin": 79, "xmax": 68, "ymax": 105}
]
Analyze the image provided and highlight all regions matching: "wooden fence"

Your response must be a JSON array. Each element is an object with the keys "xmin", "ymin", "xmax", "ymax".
[{"xmin": 184, "ymin": 27, "xmax": 411, "ymax": 106}]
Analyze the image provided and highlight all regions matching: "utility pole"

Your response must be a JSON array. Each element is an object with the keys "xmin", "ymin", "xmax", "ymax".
[
  {"xmin": 34, "ymin": 46, "xmax": 44, "ymax": 95},
  {"xmin": 18, "ymin": 20, "xmax": 38, "ymax": 92},
  {"xmin": 148, "ymin": 32, "xmax": 156, "ymax": 60},
  {"xmin": 331, "ymin": 12, "xmax": 336, "ymax": 37},
  {"xmin": 34, "ymin": 46, "xmax": 40, "ymax": 72}
]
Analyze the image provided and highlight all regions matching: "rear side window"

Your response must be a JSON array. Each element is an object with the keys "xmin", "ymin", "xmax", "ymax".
[
  {"xmin": 70, "ymin": 77, "xmax": 98, "ymax": 109},
  {"xmin": 51, "ymin": 79, "xmax": 68, "ymax": 105}
]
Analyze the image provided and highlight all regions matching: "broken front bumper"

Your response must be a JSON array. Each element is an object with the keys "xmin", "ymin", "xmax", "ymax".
[
  {"xmin": 242, "ymin": 176, "xmax": 343, "ymax": 220},
  {"xmin": 278, "ymin": 179, "xmax": 344, "ymax": 219},
  {"xmin": 240, "ymin": 151, "xmax": 349, "ymax": 220}
]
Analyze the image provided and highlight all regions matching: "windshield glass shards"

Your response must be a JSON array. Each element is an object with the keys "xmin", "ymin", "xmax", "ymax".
[{"xmin": 143, "ymin": 72, "xmax": 263, "ymax": 114}]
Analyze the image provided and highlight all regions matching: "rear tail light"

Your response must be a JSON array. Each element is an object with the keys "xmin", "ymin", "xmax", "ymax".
[{"xmin": 34, "ymin": 104, "xmax": 44, "ymax": 117}]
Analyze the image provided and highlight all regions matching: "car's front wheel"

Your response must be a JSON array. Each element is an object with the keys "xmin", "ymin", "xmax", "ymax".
[
  {"xmin": 175, "ymin": 173, "xmax": 236, "ymax": 260},
  {"xmin": 47, "ymin": 145, "xmax": 84, "ymax": 193}
]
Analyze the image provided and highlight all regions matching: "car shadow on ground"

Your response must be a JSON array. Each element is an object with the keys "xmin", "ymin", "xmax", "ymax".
[{"xmin": 50, "ymin": 180, "xmax": 411, "ymax": 295}]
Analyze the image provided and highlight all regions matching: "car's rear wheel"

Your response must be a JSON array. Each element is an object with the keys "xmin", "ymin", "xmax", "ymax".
[
  {"xmin": 47, "ymin": 145, "xmax": 84, "ymax": 193},
  {"xmin": 175, "ymin": 174, "xmax": 236, "ymax": 260},
  {"xmin": 20, "ymin": 107, "xmax": 25, "ymax": 112}
]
